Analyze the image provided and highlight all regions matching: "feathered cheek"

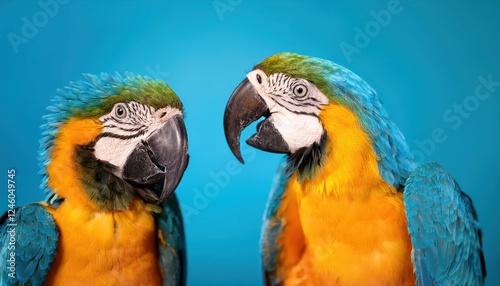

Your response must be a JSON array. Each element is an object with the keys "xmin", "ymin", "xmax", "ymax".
[
  {"xmin": 271, "ymin": 113, "xmax": 324, "ymax": 153},
  {"xmin": 93, "ymin": 136, "xmax": 138, "ymax": 169}
]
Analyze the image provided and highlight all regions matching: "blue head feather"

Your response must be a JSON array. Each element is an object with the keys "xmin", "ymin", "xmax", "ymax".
[
  {"xmin": 38, "ymin": 72, "xmax": 181, "ymax": 204},
  {"xmin": 258, "ymin": 53, "xmax": 416, "ymax": 187}
]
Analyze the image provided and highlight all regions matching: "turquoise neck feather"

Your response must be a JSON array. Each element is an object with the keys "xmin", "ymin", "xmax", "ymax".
[{"xmin": 259, "ymin": 53, "xmax": 416, "ymax": 187}]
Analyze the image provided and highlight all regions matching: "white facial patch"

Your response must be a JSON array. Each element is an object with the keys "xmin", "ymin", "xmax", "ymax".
[
  {"xmin": 268, "ymin": 106, "xmax": 325, "ymax": 153},
  {"xmin": 246, "ymin": 69, "xmax": 329, "ymax": 152},
  {"xmin": 93, "ymin": 101, "xmax": 182, "ymax": 175},
  {"xmin": 92, "ymin": 136, "xmax": 140, "ymax": 175}
]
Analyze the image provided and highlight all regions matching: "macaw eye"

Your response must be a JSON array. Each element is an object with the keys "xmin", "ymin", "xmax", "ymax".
[
  {"xmin": 256, "ymin": 74, "xmax": 262, "ymax": 84},
  {"xmin": 114, "ymin": 104, "xmax": 128, "ymax": 119},
  {"xmin": 293, "ymin": 84, "xmax": 308, "ymax": 98}
]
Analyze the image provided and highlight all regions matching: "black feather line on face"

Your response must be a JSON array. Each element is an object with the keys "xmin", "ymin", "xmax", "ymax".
[
  {"xmin": 102, "ymin": 124, "xmax": 147, "ymax": 132},
  {"xmin": 265, "ymin": 96, "xmax": 320, "ymax": 118},
  {"xmin": 96, "ymin": 130, "xmax": 147, "ymax": 140},
  {"xmin": 76, "ymin": 140, "xmax": 164, "ymax": 210},
  {"xmin": 271, "ymin": 94, "xmax": 319, "ymax": 108},
  {"xmin": 75, "ymin": 143, "xmax": 136, "ymax": 210},
  {"xmin": 286, "ymin": 131, "xmax": 328, "ymax": 182}
]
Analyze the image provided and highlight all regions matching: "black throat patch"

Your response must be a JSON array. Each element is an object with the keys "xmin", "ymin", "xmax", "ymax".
[
  {"xmin": 75, "ymin": 143, "xmax": 135, "ymax": 210},
  {"xmin": 286, "ymin": 131, "xmax": 328, "ymax": 182}
]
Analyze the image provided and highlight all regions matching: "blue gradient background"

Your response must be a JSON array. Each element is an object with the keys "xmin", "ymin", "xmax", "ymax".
[{"xmin": 1, "ymin": 1, "xmax": 499, "ymax": 285}]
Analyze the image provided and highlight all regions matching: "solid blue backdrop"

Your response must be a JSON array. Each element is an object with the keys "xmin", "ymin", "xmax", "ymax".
[{"xmin": 1, "ymin": 1, "xmax": 499, "ymax": 285}]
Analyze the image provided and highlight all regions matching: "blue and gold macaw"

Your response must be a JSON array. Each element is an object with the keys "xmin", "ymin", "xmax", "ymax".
[
  {"xmin": 224, "ymin": 53, "xmax": 486, "ymax": 285},
  {"xmin": 0, "ymin": 73, "xmax": 188, "ymax": 285}
]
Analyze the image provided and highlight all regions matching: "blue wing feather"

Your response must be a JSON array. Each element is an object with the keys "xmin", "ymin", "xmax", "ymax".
[
  {"xmin": 0, "ymin": 203, "xmax": 58, "ymax": 286},
  {"xmin": 261, "ymin": 159, "xmax": 290, "ymax": 286},
  {"xmin": 156, "ymin": 193, "xmax": 186, "ymax": 286},
  {"xmin": 404, "ymin": 162, "xmax": 486, "ymax": 285}
]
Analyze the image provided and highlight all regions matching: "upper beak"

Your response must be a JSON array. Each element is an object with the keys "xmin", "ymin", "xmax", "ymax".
[
  {"xmin": 122, "ymin": 115, "xmax": 189, "ymax": 203},
  {"xmin": 223, "ymin": 78, "xmax": 289, "ymax": 163}
]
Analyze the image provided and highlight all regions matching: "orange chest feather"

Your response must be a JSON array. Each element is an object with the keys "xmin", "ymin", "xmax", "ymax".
[
  {"xmin": 296, "ymin": 189, "xmax": 415, "ymax": 285},
  {"xmin": 279, "ymin": 182, "xmax": 415, "ymax": 285},
  {"xmin": 275, "ymin": 103, "xmax": 416, "ymax": 285},
  {"xmin": 44, "ymin": 201, "xmax": 162, "ymax": 286}
]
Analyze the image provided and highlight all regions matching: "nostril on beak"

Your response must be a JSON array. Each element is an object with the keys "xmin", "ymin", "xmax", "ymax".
[{"xmin": 160, "ymin": 111, "xmax": 167, "ymax": 118}]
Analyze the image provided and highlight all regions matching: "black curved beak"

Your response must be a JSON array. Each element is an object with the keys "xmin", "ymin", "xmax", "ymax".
[
  {"xmin": 123, "ymin": 115, "xmax": 189, "ymax": 203},
  {"xmin": 223, "ymin": 78, "xmax": 289, "ymax": 163}
]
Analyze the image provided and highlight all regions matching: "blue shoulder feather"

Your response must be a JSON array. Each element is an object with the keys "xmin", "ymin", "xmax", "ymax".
[
  {"xmin": 404, "ymin": 162, "xmax": 486, "ymax": 285},
  {"xmin": 0, "ymin": 203, "xmax": 58, "ymax": 286},
  {"xmin": 156, "ymin": 194, "xmax": 186, "ymax": 286},
  {"xmin": 329, "ymin": 64, "xmax": 416, "ymax": 188}
]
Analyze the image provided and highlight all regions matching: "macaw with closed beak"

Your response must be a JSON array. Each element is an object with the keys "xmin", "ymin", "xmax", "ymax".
[{"xmin": 1, "ymin": 73, "xmax": 189, "ymax": 285}]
